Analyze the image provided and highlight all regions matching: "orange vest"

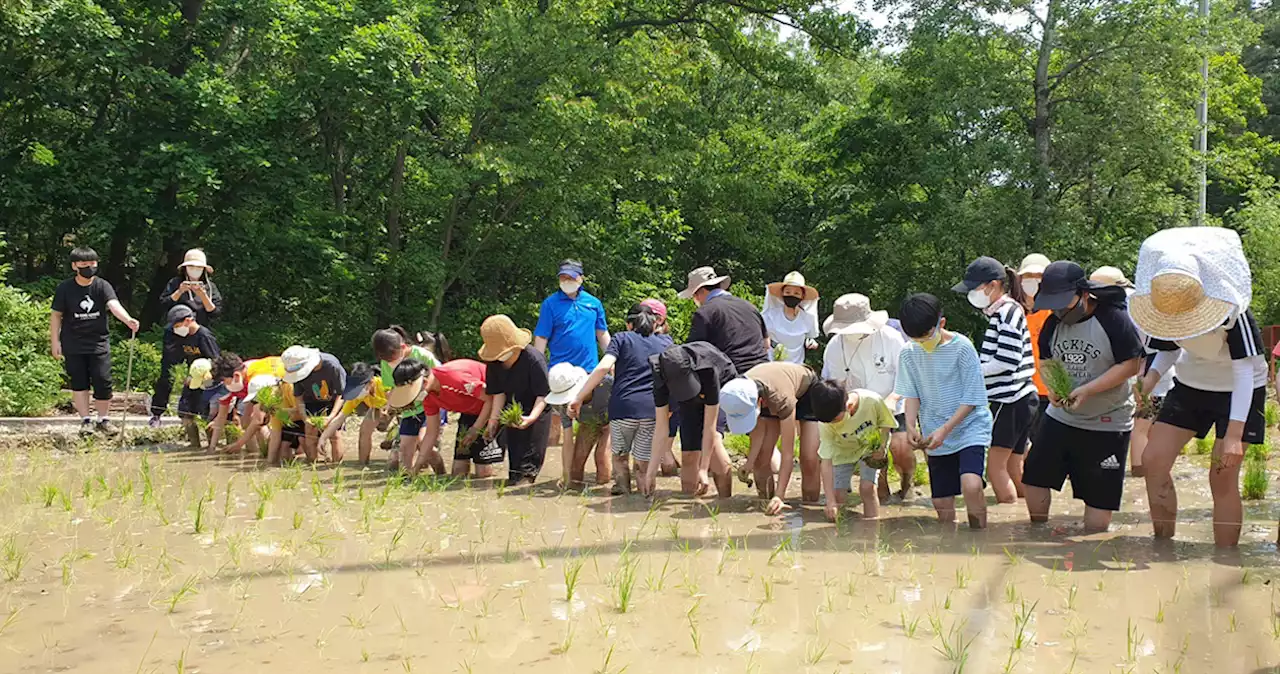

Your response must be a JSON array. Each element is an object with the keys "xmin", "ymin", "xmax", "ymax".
[{"xmin": 1026, "ymin": 309, "xmax": 1051, "ymax": 396}]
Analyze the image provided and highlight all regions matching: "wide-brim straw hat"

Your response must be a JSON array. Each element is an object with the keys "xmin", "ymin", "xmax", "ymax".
[
  {"xmin": 677, "ymin": 266, "xmax": 731, "ymax": 299},
  {"xmin": 387, "ymin": 375, "xmax": 425, "ymax": 409},
  {"xmin": 178, "ymin": 248, "xmax": 213, "ymax": 273},
  {"xmin": 281, "ymin": 345, "xmax": 321, "ymax": 384},
  {"xmin": 823, "ymin": 293, "xmax": 889, "ymax": 336},
  {"xmin": 1130, "ymin": 272, "xmax": 1234, "ymax": 341},
  {"xmin": 1130, "ymin": 226, "xmax": 1250, "ymax": 341},
  {"xmin": 477, "ymin": 315, "xmax": 532, "ymax": 362},
  {"xmin": 766, "ymin": 271, "xmax": 819, "ymax": 302}
]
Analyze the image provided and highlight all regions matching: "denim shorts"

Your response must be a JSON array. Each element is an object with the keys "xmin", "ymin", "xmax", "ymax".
[{"xmin": 832, "ymin": 461, "xmax": 879, "ymax": 492}]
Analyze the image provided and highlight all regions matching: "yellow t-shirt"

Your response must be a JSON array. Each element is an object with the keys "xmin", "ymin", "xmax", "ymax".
[
  {"xmin": 246, "ymin": 356, "xmax": 284, "ymax": 380},
  {"xmin": 341, "ymin": 377, "xmax": 388, "ymax": 415},
  {"xmin": 818, "ymin": 389, "xmax": 898, "ymax": 466}
]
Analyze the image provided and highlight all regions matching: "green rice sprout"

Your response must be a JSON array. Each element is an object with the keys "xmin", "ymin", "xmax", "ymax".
[
  {"xmin": 273, "ymin": 407, "xmax": 294, "ymax": 426},
  {"xmin": 2, "ymin": 535, "xmax": 29, "ymax": 582},
  {"xmin": 934, "ymin": 618, "xmax": 975, "ymax": 671},
  {"xmin": 166, "ymin": 575, "xmax": 200, "ymax": 614},
  {"xmin": 901, "ymin": 610, "xmax": 921, "ymax": 639},
  {"xmin": 615, "ymin": 559, "xmax": 639, "ymax": 612},
  {"xmin": 1267, "ymin": 399, "xmax": 1279, "ymax": 427},
  {"xmin": 499, "ymin": 402, "xmax": 525, "ymax": 427},
  {"xmin": 306, "ymin": 415, "xmax": 328, "ymax": 431},
  {"xmin": 772, "ymin": 342, "xmax": 787, "ymax": 362},
  {"xmin": 1041, "ymin": 359, "xmax": 1075, "ymax": 403},
  {"xmin": 254, "ymin": 385, "xmax": 281, "ymax": 412},
  {"xmin": 193, "ymin": 493, "xmax": 210, "ymax": 534},
  {"xmin": 1247, "ymin": 443, "xmax": 1270, "ymax": 462},
  {"xmin": 1244, "ymin": 456, "xmax": 1268, "ymax": 500},
  {"xmin": 1011, "ymin": 599, "xmax": 1038, "ymax": 650},
  {"xmin": 563, "ymin": 556, "xmax": 585, "ymax": 602}
]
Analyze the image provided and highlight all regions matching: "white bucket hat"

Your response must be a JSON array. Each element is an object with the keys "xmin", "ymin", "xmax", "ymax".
[
  {"xmin": 545, "ymin": 363, "xmax": 589, "ymax": 406},
  {"xmin": 1130, "ymin": 227, "xmax": 1250, "ymax": 341},
  {"xmin": 823, "ymin": 293, "xmax": 889, "ymax": 336},
  {"xmin": 178, "ymin": 248, "xmax": 213, "ymax": 273},
  {"xmin": 281, "ymin": 346, "xmax": 322, "ymax": 384}
]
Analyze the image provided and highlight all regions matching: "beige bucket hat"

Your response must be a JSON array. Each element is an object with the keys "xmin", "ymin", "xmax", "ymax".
[
  {"xmin": 477, "ymin": 315, "xmax": 532, "ymax": 362},
  {"xmin": 823, "ymin": 293, "xmax": 888, "ymax": 336},
  {"xmin": 677, "ymin": 266, "xmax": 731, "ymax": 299}
]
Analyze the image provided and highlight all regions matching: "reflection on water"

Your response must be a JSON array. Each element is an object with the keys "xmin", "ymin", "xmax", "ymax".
[{"xmin": 0, "ymin": 434, "xmax": 1278, "ymax": 673}]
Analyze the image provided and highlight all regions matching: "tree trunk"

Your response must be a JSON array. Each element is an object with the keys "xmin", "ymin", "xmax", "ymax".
[
  {"xmin": 377, "ymin": 142, "xmax": 409, "ymax": 326},
  {"xmin": 1029, "ymin": 0, "xmax": 1058, "ymax": 249}
]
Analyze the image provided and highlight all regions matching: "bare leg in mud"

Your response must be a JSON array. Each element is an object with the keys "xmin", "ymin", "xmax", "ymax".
[
  {"xmin": 1142, "ymin": 422, "xmax": 1195, "ymax": 540},
  {"xmin": 1129, "ymin": 417, "xmax": 1152, "ymax": 478},
  {"xmin": 1208, "ymin": 438, "xmax": 1243, "ymax": 547}
]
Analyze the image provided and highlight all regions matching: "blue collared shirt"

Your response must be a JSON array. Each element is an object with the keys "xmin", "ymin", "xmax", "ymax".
[{"xmin": 535, "ymin": 288, "xmax": 608, "ymax": 370}]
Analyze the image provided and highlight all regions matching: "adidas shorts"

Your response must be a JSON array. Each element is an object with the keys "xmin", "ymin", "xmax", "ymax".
[{"xmin": 1023, "ymin": 415, "xmax": 1129, "ymax": 511}]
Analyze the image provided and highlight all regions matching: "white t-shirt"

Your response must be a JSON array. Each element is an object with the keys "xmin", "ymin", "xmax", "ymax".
[
  {"xmin": 821, "ymin": 326, "xmax": 907, "ymax": 412},
  {"xmin": 762, "ymin": 306, "xmax": 820, "ymax": 364}
]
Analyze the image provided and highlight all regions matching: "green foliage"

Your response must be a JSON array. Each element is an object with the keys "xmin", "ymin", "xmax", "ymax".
[
  {"xmin": 110, "ymin": 337, "xmax": 162, "ymax": 396},
  {"xmin": 1268, "ymin": 400, "xmax": 1280, "ymax": 428},
  {"xmin": 1243, "ymin": 456, "xmax": 1268, "ymax": 500},
  {"xmin": 0, "ymin": 284, "xmax": 64, "ymax": 415},
  {"xmin": 723, "ymin": 433, "xmax": 751, "ymax": 458},
  {"xmin": 1247, "ymin": 443, "xmax": 1270, "ymax": 462},
  {"xmin": 1195, "ymin": 435, "xmax": 1216, "ymax": 455}
]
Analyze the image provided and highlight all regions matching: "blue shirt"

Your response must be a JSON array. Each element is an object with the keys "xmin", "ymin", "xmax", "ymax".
[
  {"xmin": 534, "ymin": 288, "xmax": 608, "ymax": 370},
  {"xmin": 893, "ymin": 334, "xmax": 991, "ymax": 456},
  {"xmin": 605, "ymin": 331, "xmax": 674, "ymax": 420}
]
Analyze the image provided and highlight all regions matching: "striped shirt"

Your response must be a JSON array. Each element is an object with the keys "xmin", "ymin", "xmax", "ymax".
[
  {"xmin": 978, "ymin": 297, "xmax": 1037, "ymax": 403},
  {"xmin": 894, "ymin": 334, "xmax": 992, "ymax": 456}
]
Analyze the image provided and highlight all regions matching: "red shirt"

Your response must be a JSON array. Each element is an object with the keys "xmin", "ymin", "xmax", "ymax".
[{"xmin": 422, "ymin": 359, "xmax": 488, "ymax": 416}]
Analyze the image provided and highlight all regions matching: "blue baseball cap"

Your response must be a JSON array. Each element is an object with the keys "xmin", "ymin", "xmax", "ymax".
[
  {"xmin": 557, "ymin": 260, "xmax": 584, "ymax": 279},
  {"xmin": 720, "ymin": 377, "xmax": 761, "ymax": 435}
]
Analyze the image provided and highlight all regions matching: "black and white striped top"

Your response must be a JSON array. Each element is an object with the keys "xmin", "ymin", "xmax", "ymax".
[{"xmin": 979, "ymin": 297, "xmax": 1038, "ymax": 403}]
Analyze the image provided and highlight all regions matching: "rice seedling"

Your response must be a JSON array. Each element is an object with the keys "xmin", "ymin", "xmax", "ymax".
[
  {"xmin": 768, "ymin": 536, "xmax": 794, "ymax": 566},
  {"xmin": 552, "ymin": 622, "xmax": 576, "ymax": 655},
  {"xmin": 1002, "ymin": 546, "xmax": 1023, "ymax": 566},
  {"xmin": 1267, "ymin": 399, "xmax": 1279, "ymax": 427},
  {"xmin": 192, "ymin": 493, "xmax": 210, "ymax": 534},
  {"xmin": 564, "ymin": 556, "xmax": 585, "ymax": 602},
  {"xmin": 292, "ymin": 511, "xmax": 303, "ymax": 530},
  {"xmin": 1248, "ymin": 443, "xmax": 1271, "ymax": 462},
  {"xmin": 1229, "ymin": 611, "xmax": 1238, "ymax": 632},
  {"xmin": 954, "ymin": 564, "xmax": 971, "ymax": 590},
  {"xmin": 140, "ymin": 452, "xmax": 155, "ymax": 505},
  {"xmin": 1126, "ymin": 617, "xmax": 1142, "ymax": 662},
  {"xmin": 166, "ymin": 574, "xmax": 200, "ymax": 614},
  {"xmin": 1004, "ymin": 582, "xmax": 1019, "ymax": 604},
  {"xmin": 40, "ymin": 484, "xmax": 58, "ymax": 508},
  {"xmin": 1011, "ymin": 599, "xmax": 1037, "ymax": 650},
  {"xmin": 0, "ymin": 606, "xmax": 21, "ymax": 636},
  {"xmin": 644, "ymin": 554, "xmax": 672, "ymax": 591},
  {"xmin": 1155, "ymin": 597, "xmax": 1166, "ymax": 624},
  {"xmin": 901, "ymin": 610, "xmax": 921, "ymax": 638},
  {"xmin": 803, "ymin": 639, "xmax": 829, "ymax": 665},
  {"xmin": 1041, "ymin": 359, "xmax": 1075, "ymax": 403},
  {"xmin": 306, "ymin": 415, "xmax": 328, "ymax": 431},
  {"xmin": 1, "ymin": 535, "xmax": 28, "ymax": 582},
  {"xmin": 498, "ymin": 402, "xmax": 525, "ymax": 427},
  {"xmin": 1194, "ymin": 435, "xmax": 1214, "ymax": 455},
  {"xmin": 687, "ymin": 614, "xmax": 702, "ymax": 654},
  {"xmin": 615, "ymin": 558, "xmax": 639, "ymax": 613},
  {"xmin": 174, "ymin": 640, "xmax": 191, "ymax": 674},
  {"xmin": 1244, "ymin": 456, "xmax": 1268, "ymax": 500},
  {"xmin": 934, "ymin": 618, "xmax": 975, "ymax": 672},
  {"xmin": 761, "ymin": 575, "xmax": 775, "ymax": 603}
]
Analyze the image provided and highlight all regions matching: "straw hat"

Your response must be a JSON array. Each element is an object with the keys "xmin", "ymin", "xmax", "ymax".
[
  {"xmin": 477, "ymin": 315, "xmax": 531, "ymax": 362},
  {"xmin": 1130, "ymin": 227, "xmax": 1249, "ymax": 341},
  {"xmin": 677, "ymin": 266, "xmax": 731, "ymax": 299},
  {"xmin": 387, "ymin": 375, "xmax": 425, "ymax": 410},
  {"xmin": 823, "ymin": 293, "xmax": 888, "ymax": 336},
  {"xmin": 766, "ymin": 271, "xmax": 819, "ymax": 302},
  {"xmin": 281, "ymin": 346, "xmax": 321, "ymax": 384},
  {"xmin": 1090, "ymin": 266, "xmax": 1133, "ymax": 288},
  {"xmin": 177, "ymin": 249, "xmax": 213, "ymax": 273},
  {"xmin": 1016, "ymin": 253, "xmax": 1050, "ymax": 276},
  {"xmin": 545, "ymin": 363, "xmax": 588, "ymax": 405}
]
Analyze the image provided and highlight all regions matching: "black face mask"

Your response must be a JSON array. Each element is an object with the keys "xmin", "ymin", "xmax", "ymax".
[
  {"xmin": 77, "ymin": 265, "xmax": 98, "ymax": 279},
  {"xmin": 1055, "ymin": 294, "xmax": 1089, "ymax": 324},
  {"xmin": 782, "ymin": 295, "xmax": 803, "ymax": 309}
]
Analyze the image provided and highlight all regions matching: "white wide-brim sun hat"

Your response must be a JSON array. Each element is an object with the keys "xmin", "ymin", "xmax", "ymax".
[{"xmin": 1129, "ymin": 227, "xmax": 1250, "ymax": 341}]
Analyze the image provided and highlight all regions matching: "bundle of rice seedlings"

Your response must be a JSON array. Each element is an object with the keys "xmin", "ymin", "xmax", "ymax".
[
  {"xmin": 306, "ymin": 415, "xmax": 327, "ymax": 431},
  {"xmin": 772, "ymin": 343, "xmax": 788, "ymax": 362},
  {"xmin": 861, "ymin": 430, "xmax": 889, "ymax": 469},
  {"xmin": 1133, "ymin": 380, "xmax": 1160, "ymax": 420},
  {"xmin": 1247, "ymin": 443, "xmax": 1270, "ymax": 462},
  {"xmin": 1040, "ymin": 359, "xmax": 1075, "ymax": 404},
  {"xmin": 273, "ymin": 406, "xmax": 294, "ymax": 427},
  {"xmin": 499, "ymin": 402, "xmax": 525, "ymax": 427},
  {"xmin": 1243, "ymin": 456, "xmax": 1268, "ymax": 500},
  {"xmin": 578, "ymin": 414, "xmax": 608, "ymax": 435},
  {"xmin": 254, "ymin": 386, "xmax": 282, "ymax": 413}
]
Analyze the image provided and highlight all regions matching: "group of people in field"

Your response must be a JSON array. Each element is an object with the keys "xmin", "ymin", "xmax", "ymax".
[{"xmin": 48, "ymin": 227, "xmax": 1271, "ymax": 546}]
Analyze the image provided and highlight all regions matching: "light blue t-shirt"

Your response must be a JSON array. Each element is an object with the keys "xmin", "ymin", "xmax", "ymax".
[
  {"xmin": 894, "ymin": 334, "xmax": 992, "ymax": 456},
  {"xmin": 534, "ymin": 288, "xmax": 608, "ymax": 370}
]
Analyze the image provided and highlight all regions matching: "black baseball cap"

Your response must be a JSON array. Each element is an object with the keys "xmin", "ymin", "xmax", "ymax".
[
  {"xmin": 651, "ymin": 347, "xmax": 702, "ymax": 403},
  {"xmin": 166, "ymin": 304, "xmax": 194, "ymax": 327},
  {"xmin": 342, "ymin": 364, "xmax": 376, "ymax": 400},
  {"xmin": 951, "ymin": 256, "xmax": 1005, "ymax": 293},
  {"xmin": 1033, "ymin": 261, "xmax": 1100, "ymax": 311}
]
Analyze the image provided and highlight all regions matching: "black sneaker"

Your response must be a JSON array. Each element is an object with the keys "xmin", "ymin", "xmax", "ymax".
[
  {"xmin": 78, "ymin": 419, "xmax": 94, "ymax": 437},
  {"xmin": 94, "ymin": 419, "xmax": 118, "ymax": 437}
]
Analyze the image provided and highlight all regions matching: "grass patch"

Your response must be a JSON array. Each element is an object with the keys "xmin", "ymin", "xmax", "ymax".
[{"xmin": 1244, "ymin": 456, "xmax": 1268, "ymax": 500}]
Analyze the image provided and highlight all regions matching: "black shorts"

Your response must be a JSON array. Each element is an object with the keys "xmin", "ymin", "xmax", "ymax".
[
  {"xmin": 303, "ymin": 399, "xmax": 334, "ymax": 416},
  {"xmin": 925, "ymin": 445, "xmax": 986, "ymax": 498},
  {"xmin": 1029, "ymin": 396, "xmax": 1049, "ymax": 442},
  {"xmin": 280, "ymin": 421, "xmax": 305, "ymax": 444},
  {"xmin": 1156, "ymin": 381, "xmax": 1266, "ymax": 444},
  {"xmin": 893, "ymin": 413, "xmax": 909, "ymax": 434},
  {"xmin": 64, "ymin": 352, "xmax": 113, "ymax": 400},
  {"xmin": 758, "ymin": 387, "xmax": 820, "ymax": 422},
  {"xmin": 991, "ymin": 393, "xmax": 1038, "ymax": 455},
  {"xmin": 177, "ymin": 386, "xmax": 207, "ymax": 419},
  {"xmin": 453, "ymin": 413, "xmax": 505, "ymax": 465},
  {"xmin": 399, "ymin": 412, "xmax": 426, "ymax": 437},
  {"xmin": 677, "ymin": 399, "xmax": 727, "ymax": 452},
  {"xmin": 1023, "ymin": 415, "xmax": 1128, "ymax": 511}
]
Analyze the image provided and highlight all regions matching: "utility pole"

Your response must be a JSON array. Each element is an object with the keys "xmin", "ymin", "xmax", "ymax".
[{"xmin": 1196, "ymin": 0, "xmax": 1209, "ymax": 226}]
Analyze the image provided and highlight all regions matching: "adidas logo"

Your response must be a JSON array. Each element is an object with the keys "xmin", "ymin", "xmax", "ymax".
[{"xmin": 1100, "ymin": 455, "xmax": 1121, "ymax": 470}]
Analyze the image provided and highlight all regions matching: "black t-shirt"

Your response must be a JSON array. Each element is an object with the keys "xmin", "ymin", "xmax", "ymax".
[
  {"xmin": 170, "ymin": 327, "xmax": 221, "ymax": 365},
  {"xmin": 159, "ymin": 277, "xmax": 224, "ymax": 325},
  {"xmin": 485, "ymin": 346, "xmax": 551, "ymax": 410},
  {"xmin": 51, "ymin": 277, "xmax": 119, "ymax": 355},
  {"xmin": 293, "ymin": 352, "xmax": 347, "ymax": 403},
  {"xmin": 688, "ymin": 293, "xmax": 769, "ymax": 373},
  {"xmin": 651, "ymin": 342, "xmax": 738, "ymax": 408}
]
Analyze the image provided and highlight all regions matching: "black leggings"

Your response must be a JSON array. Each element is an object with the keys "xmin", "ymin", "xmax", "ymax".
[
  {"xmin": 64, "ymin": 352, "xmax": 113, "ymax": 401},
  {"xmin": 501, "ymin": 414, "xmax": 551, "ymax": 482}
]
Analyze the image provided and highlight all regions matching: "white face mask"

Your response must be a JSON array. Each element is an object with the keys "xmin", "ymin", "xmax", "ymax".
[
  {"xmin": 1179, "ymin": 329, "xmax": 1226, "ymax": 359},
  {"xmin": 173, "ymin": 325, "xmax": 191, "ymax": 337},
  {"xmin": 1021, "ymin": 278, "xmax": 1040, "ymax": 298},
  {"xmin": 186, "ymin": 267, "xmax": 204, "ymax": 281},
  {"xmin": 967, "ymin": 287, "xmax": 992, "ymax": 310},
  {"xmin": 225, "ymin": 378, "xmax": 244, "ymax": 393},
  {"xmin": 560, "ymin": 280, "xmax": 582, "ymax": 296}
]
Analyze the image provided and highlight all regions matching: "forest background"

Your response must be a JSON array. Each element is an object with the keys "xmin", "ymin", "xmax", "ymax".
[{"xmin": 3, "ymin": 0, "xmax": 1280, "ymax": 414}]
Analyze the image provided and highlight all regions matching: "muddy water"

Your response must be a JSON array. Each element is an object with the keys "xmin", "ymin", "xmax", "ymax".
[{"xmin": 2, "ymin": 434, "xmax": 1280, "ymax": 674}]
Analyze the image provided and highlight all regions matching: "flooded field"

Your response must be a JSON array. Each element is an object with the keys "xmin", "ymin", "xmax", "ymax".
[{"xmin": 3, "ymin": 429, "xmax": 1280, "ymax": 674}]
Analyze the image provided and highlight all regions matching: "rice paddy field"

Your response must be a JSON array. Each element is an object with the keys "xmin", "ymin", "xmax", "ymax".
[{"xmin": 3, "ymin": 426, "xmax": 1280, "ymax": 674}]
